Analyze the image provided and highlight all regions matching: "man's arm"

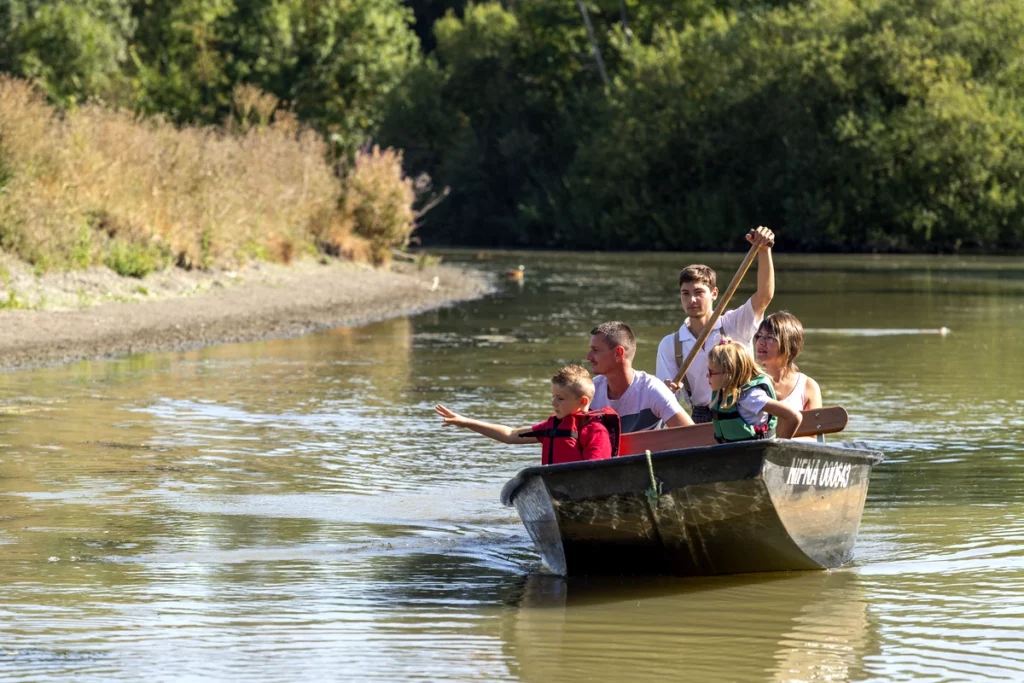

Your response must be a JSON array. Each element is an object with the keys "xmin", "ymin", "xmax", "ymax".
[
  {"xmin": 746, "ymin": 226, "xmax": 775, "ymax": 317},
  {"xmin": 652, "ymin": 382, "xmax": 695, "ymax": 427},
  {"xmin": 665, "ymin": 412, "xmax": 695, "ymax": 428}
]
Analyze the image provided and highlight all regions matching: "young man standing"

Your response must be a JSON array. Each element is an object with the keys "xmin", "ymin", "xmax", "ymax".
[
  {"xmin": 588, "ymin": 321, "xmax": 694, "ymax": 433},
  {"xmin": 655, "ymin": 226, "xmax": 776, "ymax": 423}
]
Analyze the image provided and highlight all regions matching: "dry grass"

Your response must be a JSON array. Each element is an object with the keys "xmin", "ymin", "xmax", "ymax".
[
  {"xmin": 0, "ymin": 77, "xmax": 420, "ymax": 275},
  {"xmin": 310, "ymin": 145, "xmax": 421, "ymax": 266},
  {"xmin": 342, "ymin": 145, "xmax": 417, "ymax": 265}
]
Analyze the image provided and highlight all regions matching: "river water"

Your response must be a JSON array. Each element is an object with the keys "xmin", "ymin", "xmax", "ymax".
[{"xmin": 1, "ymin": 251, "xmax": 1023, "ymax": 681}]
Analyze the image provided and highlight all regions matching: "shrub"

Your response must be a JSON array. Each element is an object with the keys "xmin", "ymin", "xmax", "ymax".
[
  {"xmin": 343, "ymin": 145, "xmax": 417, "ymax": 264},
  {"xmin": 0, "ymin": 77, "xmax": 404, "ymax": 272},
  {"xmin": 104, "ymin": 239, "xmax": 170, "ymax": 278}
]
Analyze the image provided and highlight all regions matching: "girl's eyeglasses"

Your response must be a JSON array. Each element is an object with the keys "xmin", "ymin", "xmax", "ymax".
[
  {"xmin": 753, "ymin": 334, "xmax": 778, "ymax": 343},
  {"xmin": 706, "ymin": 370, "xmax": 723, "ymax": 378}
]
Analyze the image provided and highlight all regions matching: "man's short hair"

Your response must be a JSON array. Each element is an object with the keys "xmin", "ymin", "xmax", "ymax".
[
  {"xmin": 679, "ymin": 264, "xmax": 717, "ymax": 289},
  {"xmin": 590, "ymin": 321, "xmax": 636, "ymax": 361},
  {"xmin": 552, "ymin": 364, "xmax": 595, "ymax": 399}
]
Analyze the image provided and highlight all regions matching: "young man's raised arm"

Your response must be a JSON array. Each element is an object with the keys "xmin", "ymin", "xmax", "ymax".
[{"xmin": 746, "ymin": 226, "xmax": 776, "ymax": 317}]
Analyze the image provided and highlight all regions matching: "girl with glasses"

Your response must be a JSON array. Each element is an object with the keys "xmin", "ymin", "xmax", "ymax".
[{"xmin": 707, "ymin": 338, "xmax": 802, "ymax": 443}]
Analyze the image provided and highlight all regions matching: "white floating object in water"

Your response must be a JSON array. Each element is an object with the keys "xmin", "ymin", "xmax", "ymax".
[{"xmin": 806, "ymin": 327, "xmax": 953, "ymax": 337}]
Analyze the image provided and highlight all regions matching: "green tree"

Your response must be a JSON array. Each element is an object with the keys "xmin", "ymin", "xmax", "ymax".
[
  {"xmin": 127, "ymin": 0, "xmax": 420, "ymax": 149},
  {"xmin": 566, "ymin": 0, "xmax": 1024, "ymax": 251},
  {"xmin": 225, "ymin": 0, "xmax": 421, "ymax": 147},
  {"xmin": 1, "ymin": 0, "xmax": 134, "ymax": 106},
  {"xmin": 403, "ymin": 0, "xmax": 466, "ymax": 53},
  {"xmin": 381, "ymin": 1, "xmax": 607, "ymax": 245},
  {"xmin": 129, "ymin": 0, "xmax": 235, "ymax": 122}
]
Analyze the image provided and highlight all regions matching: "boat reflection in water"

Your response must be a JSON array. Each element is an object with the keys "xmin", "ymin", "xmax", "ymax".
[{"xmin": 502, "ymin": 570, "xmax": 872, "ymax": 683}]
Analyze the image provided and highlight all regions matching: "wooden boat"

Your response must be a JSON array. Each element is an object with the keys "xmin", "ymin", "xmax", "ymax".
[{"xmin": 500, "ymin": 407, "xmax": 882, "ymax": 577}]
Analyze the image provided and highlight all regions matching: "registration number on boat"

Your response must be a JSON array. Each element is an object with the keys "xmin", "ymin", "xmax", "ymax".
[{"xmin": 786, "ymin": 458, "xmax": 852, "ymax": 488}]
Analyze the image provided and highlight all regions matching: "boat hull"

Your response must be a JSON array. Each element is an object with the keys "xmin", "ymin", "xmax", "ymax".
[{"xmin": 500, "ymin": 440, "xmax": 881, "ymax": 576}]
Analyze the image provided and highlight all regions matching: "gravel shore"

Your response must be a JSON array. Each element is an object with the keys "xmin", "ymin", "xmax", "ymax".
[{"xmin": 0, "ymin": 258, "xmax": 491, "ymax": 372}]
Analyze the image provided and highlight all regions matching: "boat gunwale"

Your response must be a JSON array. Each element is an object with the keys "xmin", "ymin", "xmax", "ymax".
[{"xmin": 500, "ymin": 439, "xmax": 883, "ymax": 506}]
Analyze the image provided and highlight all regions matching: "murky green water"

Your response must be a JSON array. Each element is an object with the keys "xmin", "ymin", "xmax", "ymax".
[{"xmin": 1, "ymin": 251, "xmax": 1023, "ymax": 681}]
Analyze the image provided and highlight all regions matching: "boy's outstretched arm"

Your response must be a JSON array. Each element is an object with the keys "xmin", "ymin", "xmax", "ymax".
[
  {"xmin": 746, "ymin": 226, "xmax": 775, "ymax": 317},
  {"xmin": 762, "ymin": 400, "xmax": 802, "ymax": 439},
  {"xmin": 434, "ymin": 404, "xmax": 538, "ymax": 444}
]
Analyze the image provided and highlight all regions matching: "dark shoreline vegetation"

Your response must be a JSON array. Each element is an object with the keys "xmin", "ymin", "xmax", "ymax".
[{"xmin": 2, "ymin": 0, "xmax": 1023, "ymax": 276}]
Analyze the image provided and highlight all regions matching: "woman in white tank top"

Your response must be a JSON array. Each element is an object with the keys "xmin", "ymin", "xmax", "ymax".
[{"xmin": 754, "ymin": 312, "xmax": 821, "ymax": 413}]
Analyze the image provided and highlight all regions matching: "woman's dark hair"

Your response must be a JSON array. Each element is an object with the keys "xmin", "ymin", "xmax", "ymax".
[{"xmin": 759, "ymin": 311, "xmax": 805, "ymax": 371}]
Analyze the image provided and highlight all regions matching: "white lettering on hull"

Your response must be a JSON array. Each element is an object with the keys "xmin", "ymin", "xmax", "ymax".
[{"xmin": 785, "ymin": 458, "xmax": 852, "ymax": 489}]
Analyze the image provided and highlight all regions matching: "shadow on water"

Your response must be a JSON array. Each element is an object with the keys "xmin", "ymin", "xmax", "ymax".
[
  {"xmin": 367, "ymin": 523, "xmax": 879, "ymax": 683},
  {"xmin": 363, "ymin": 537, "xmax": 878, "ymax": 683},
  {"xmin": 353, "ymin": 527, "xmax": 541, "ymax": 607},
  {"xmin": 500, "ymin": 570, "xmax": 875, "ymax": 683}
]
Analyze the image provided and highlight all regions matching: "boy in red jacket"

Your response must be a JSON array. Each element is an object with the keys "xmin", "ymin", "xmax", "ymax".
[{"xmin": 435, "ymin": 365, "xmax": 619, "ymax": 465}]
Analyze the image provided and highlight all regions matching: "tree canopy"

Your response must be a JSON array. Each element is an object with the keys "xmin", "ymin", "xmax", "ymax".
[
  {"xmin": 2, "ymin": 0, "xmax": 1023, "ymax": 252},
  {"xmin": 381, "ymin": 0, "xmax": 1024, "ymax": 251}
]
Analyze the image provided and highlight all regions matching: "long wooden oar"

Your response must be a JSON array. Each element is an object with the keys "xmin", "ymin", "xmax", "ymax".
[{"xmin": 672, "ymin": 243, "xmax": 760, "ymax": 385}]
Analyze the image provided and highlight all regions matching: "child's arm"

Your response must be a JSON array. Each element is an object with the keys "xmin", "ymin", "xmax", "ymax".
[
  {"xmin": 761, "ymin": 399, "xmax": 802, "ymax": 439},
  {"xmin": 434, "ymin": 404, "xmax": 538, "ymax": 444},
  {"xmin": 579, "ymin": 422, "xmax": 613, "ymax": 460}
]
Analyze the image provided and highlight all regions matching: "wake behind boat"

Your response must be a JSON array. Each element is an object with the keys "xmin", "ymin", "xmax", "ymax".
[{"xmin": 501, "ymin": 409, "xmax": 881, "ymax": 577}]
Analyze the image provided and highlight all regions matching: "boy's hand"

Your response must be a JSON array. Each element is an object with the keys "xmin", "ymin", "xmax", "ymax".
[
  {"xmin": 663, "ymin": 378, "xmax": 681, "ymax": 394},
  {"xmin": 746, "ymin": 225, "xmax": 775, "ymax": 251},
  {"xmin": 435, "ymin": 404, "xmax": 468, "ymax": 427}
]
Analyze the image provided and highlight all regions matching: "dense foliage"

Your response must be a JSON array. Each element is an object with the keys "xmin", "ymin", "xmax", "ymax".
[
  {"xmin": 0, "ymin": 0, "xmax": 419, "ymax": 147},
  {"xmin": 2, "ymin": 0, "xmax": 1024, "ymax": 253},
  {"xmin": 0, "ymin": 1, "xmax": 422, "ymax": 273},
  {"xmin": 381, "ymin": 0, "xmax": 1024, "ymax": 251}
]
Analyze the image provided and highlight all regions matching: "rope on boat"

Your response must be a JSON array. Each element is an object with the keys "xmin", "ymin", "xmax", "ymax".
[
  {"xmin": 645, "ymin": 449, "xmax": 662, "ymax": 500},
  {"xmin": 644, "ymin": 449, "xmax": 666, "ymax": 543}
]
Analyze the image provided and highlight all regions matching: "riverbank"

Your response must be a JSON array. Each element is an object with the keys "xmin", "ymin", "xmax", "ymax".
[{"xmin": 0, "ymin": 257, "xmax": 491, "ymax": 372}]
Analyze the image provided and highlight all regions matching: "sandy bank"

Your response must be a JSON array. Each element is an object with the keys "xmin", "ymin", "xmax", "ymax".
[{"xmin": 0, "ymin": 258, "xmax": 491, "ymax": 371}]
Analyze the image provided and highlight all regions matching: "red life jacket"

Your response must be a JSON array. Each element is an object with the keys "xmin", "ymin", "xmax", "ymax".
[{"xmin": 519, "ymin": 407, "xmax": 622, "ymax": 465}]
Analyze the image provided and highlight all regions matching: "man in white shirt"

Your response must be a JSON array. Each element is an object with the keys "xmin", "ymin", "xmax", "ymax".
[
  {"xmin": 587, "ymin": 321, "xmax": 693, "ymax": 433},
  {"xmin": 655, "ymin": 226, "xmax": 776, "ymax": 423}
]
